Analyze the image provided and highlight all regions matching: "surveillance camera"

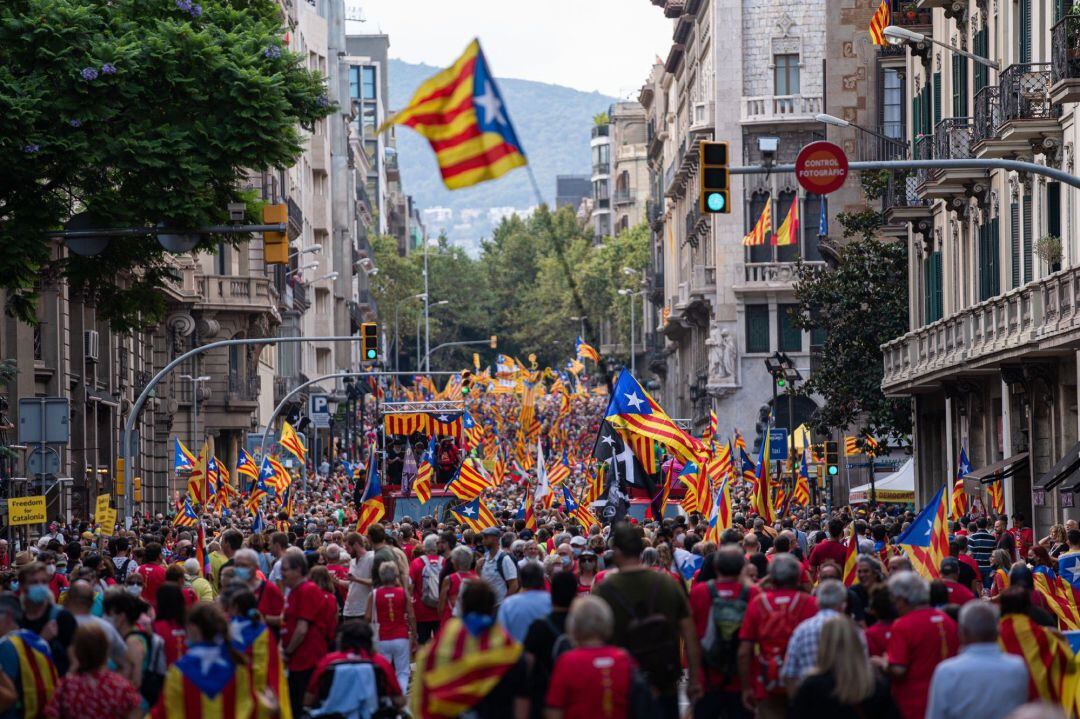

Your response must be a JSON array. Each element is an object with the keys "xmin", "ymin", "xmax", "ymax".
[{"xmin": 758, "ymin": 137, "xmax": 780, "ymax": 169}]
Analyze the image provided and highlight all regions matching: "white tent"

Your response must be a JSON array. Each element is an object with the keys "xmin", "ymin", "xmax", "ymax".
[{"xmin": 849, "ymin": 458, "xmax": 915, "ymax": 504}]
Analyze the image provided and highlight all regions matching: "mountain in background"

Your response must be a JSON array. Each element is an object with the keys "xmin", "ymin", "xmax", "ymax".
[{"xmin": 388, "ymin": 58, "xmax": 616, "ymax": 252}]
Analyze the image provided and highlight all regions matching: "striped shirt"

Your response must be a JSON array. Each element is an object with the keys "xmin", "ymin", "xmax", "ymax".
[{"xmin": 968, "ymin": 530, "xmax": 996, "ymax": 573}]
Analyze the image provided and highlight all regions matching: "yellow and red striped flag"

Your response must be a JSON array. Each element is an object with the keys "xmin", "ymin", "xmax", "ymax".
[
  {"xmin": 869, "ymin": 0, "xmax": 890, "ymax": 46},
  {"xmin": 679, "ymin": 461, "xmax": 710, "ymax": 516},
  {"xmin": 187, "ymin": 442, "xmax": 211, "ymax": 506},
  {"xmin": 355, "ymin": 460, "xmax": 386, "ymax": 534},
  {"xmin": 279, "ymin": 422, "xmax": 306, "ymax": 464},
  {"xmin": 448, "ymin": 458, "xmax": 489, "ymax": 501},
  {"xmin": 999, "ymin": 612, "xmax": 1080, "ymax": 712},
  {"xmin": 575, "ymin": 336, "xmax": 600, "ymax": 364},
  {"xmin": 895, "ymin": 485, "xmax": 950, "ymax": 579},
  {"xmin": 379, "ymin": 40, "xmax": 527, "ymax": 190},
  {"xmin": 773, "ymin": 197, "xmax": 799, "ymax": 246},
  {"xmin": 605, "ymin": 371, "xmax": 705, "ymax": 465},
  {"xmin": 949, "ymin": 477, "xmax": 968, "ymax": 522},
  {"xmin": 414, "ymin": 438, "xmax": 437, "ymax": 504},
  {"xmin": 842, "ymin": 526, "xmax": 859, "ymax": 586},
  {"xmin": 742, "ymin": 197, "xmax": 772, "ymax": 246},
  {"xmin": 987, "ymin": 479, "xmax": 1006, "ymax": 515},
  {"xmin": 452, "ymin": 496, "xmax": 497, "ymax": 534}
]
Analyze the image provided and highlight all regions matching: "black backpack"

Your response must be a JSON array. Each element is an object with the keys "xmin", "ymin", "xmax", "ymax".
[
  {"xmin": 701, "ymin": 583, "xmax": 750, "ymax": 676},
  {"xmin": 607, "ymin": 578, "xmax": 681, "ymax": 687}
]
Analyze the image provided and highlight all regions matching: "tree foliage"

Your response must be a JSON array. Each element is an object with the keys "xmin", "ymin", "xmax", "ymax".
[
  {"xmin": 368, "ymin": 205, "xmax": 650, "ymax": 373},
  {"xmin": 0, "ymin": 0, "xmax": 332, "ymax": 329},
  {"xmin": 791, "ymin": 210, "xmax": 912, "ymax": 442}
]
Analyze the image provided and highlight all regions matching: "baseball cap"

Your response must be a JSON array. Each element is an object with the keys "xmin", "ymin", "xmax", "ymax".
[
  {"xmin": 569, "ymin": 536, "xmax": 587, "ymax": 547},
  {"xmin": 481, "ymin": 527, "xmax": 501, "ymax": 537}
]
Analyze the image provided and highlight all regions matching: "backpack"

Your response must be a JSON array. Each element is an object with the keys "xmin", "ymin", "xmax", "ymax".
[
  {"xmin": 114, "ymin": 557, "xmax": 135, "ymax": 584},
  {"xmin": 420, "ymin": 556, "xmax": 444, "ymax": 608},
  {"xmin": 129, "ymin": 629, "xmax": 167, "ymax": 705},
  {"xmin": 701, "ymin": 583, "xmax": 750, "ymax": 675},
  {"xmin": 607, "ymin": 577, "xmax": 681, "ymax": 687},
  {"xmin": 753, "ymin": 592, "xmax": 805, "ymax": 695}
]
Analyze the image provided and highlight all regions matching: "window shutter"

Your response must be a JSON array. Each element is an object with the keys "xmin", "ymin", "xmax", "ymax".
[
  {"xmin": 974, "ymin": 30, "xmax": 989, "ymax": 92},
  {"xmin": 933, "ymin": 72, "xmax": 942, "ymax": 126},
  {"xmin": 1048, "ymin": 182, "xmax": 1062, "ymax": 237},
  {"xmin": 745, "ymin": 305, "xmax": 770, "ymax": 353},
  {"xmin": 1011, "ymin": 202, "xmax": 1021, "ymax": 288},
  {"xmin": 1023, "ymin": 194, "xmax": 1033, "ymax": 284},
  {"xmin": 953, "ymin": 55, "xmax": 968, "ymax": 117},
  {"xmin": 1020, "ymin": 0, "xmax": 1032, "ymax": 63}
]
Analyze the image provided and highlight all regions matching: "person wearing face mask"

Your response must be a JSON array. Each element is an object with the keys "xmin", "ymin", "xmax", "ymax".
[
  {"xmin": 18, "ymin": 561, "xmax": 76, "ymax": 676},
  {"xmin": 577, "ymin": 550, "xmax": 599, "ymax": 594},
  {"xmin": 38, "ymin": 551, "xmax": 70, "ymax": 603},
  {"xmin": 233, "ymin": 548, "xmax": 284, "ymax": 633},
  {"xmin": 554, "ymin": 543, "xmax": 576, "ymax": 575}
]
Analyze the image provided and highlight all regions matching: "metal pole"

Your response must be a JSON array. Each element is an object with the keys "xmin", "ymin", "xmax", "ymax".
[
  {"xmin": 121, "ymin": 335, "xmax": 367, "ymax": 522},
  {"xmin": 629, "ymin": 299, "xmax": 636, "ymax": 375},
  {"xmin": 421, "ymin": 339, "xmax": 500, "ymax": 370},
  {"xmin": 416, "ymin": 314, "xmax": 421, "ymax": 373},
  {"xmin": 423, "ymin": 234, "xmax": 431, "ymax": 373},
  {"xmin": 394, "ymin": 305, "xmax": 400, "ymax": 374},
  {"xmin": 729, "ymin": 158, "xmax": 1080, "ymax": 191},
  {"xmin": 192, "ymin": 381, "xmax": 199, "ymax": 450}
]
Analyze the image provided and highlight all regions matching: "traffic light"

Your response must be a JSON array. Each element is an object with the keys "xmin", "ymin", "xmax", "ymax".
[
  {"xmin": 699, "ymin": 141, "xmax": 730, "ymax": 214},
  {"xmin": 461, "ymin": 369, "xmax": 473, "ymax": 395},
  {"xmin": 360, "ymin": 322, "xmax": 378, "ymax": 362},
  {"xmin": 825, "ymin": 440, "xmax": 840, "ymax": 477},
  {"xmin": 490, "ymin": 335, "xmax": 498, "ymax": 349},
  {"xmin": 262, "ymin": 203, "xmax": 288, "ymax": 264}
]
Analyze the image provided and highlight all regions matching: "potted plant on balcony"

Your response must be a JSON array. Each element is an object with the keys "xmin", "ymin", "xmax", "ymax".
[
  {"xmin": 901, "ymin": 2, "xmax": 919, "ymax": 22},
  {"xmin": 1035, "ymin": 234, "xmax": 1063, "ymax": 273}
]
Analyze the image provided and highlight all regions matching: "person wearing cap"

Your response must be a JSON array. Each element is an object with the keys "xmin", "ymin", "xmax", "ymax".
[
  {"xmin": 478, "ymin": 527, "xmax": 518, "ymax": 607},
  {"xmin": 577, "ymin": 550, "xmax": 599, "ymax": 594}
]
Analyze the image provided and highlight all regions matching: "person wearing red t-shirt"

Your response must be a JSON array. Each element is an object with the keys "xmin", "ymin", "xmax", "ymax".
[
  {"xmin": 324, "ymin": 545, "xmax": 351, "ymax": 605},
  {"xmin": 883, "ymin": 571, "xmax": 959, "ymax": 719},
  {"xmin": 309, "ymin": 566, "xmax": 340, "ymax": 648},
  {"xmin": 367, "ymin": 561, "xmax": 415, "ymax": 692},
  {"xmin": 151, "ymin": 584, "xmax": 187, "ymax": 666},
  {"xmin": 807, "ymin": 519, "xmax": 847, "ymax": 581},
  {"xmin": 438, "ymin": 545, "xmax": 477, "ymax": 621},
  {"xmin": 737, "ymin": 554, "xmax": 818, "ymax": 719},
  {"xmin": 408, "ymin": 535, "xmax": 445, "ymax": 644},
  {"xmin": 304, "ymin": 619, "xmax": 406, "ymax": 712},
  {"xmin": 1009, "ymin": 513, "xmax": 1034, "ymax": 561},
  {"xmin": 690, "ymin": 546, "xmax": 759, "ymax": 719},
  {"xmin": 545, "ymin": 595, "xmax": 651, "ymax": 719},
  {"xmin": 281, "ymin": 552, "xmax": 330, "ymax": 714},
  {"xmin": 864, "ymin": 584, "xmax": 898, "ymax": 658},
  {"xmin": 939, "ymin": 558, "xmax": 976, "ymax": 605},
  {"xmin": 134, "ymin": 542, "xmax": 167, "ymax": 609}
]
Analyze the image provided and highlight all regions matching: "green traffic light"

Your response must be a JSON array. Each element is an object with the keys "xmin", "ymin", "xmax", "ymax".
[
  {"xmin": 776, "ymin": 377, "xmax": 786, "ymax": 388},
  {"xmin": 365, "ymin": 349, "xmax": 376, "ymax": 359},
  {"xmin": 706, "ymin": 192, "xmax": 726, "ymax": 212},
  {"xmin": 828, "ymin": 465, "xmax": 839, "ymax": 476}
]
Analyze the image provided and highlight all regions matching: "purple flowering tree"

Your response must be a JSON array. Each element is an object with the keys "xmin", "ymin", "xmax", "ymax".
[{"xmin": 0, "ymin": 0, "xmax": 334, "ymax": 329}]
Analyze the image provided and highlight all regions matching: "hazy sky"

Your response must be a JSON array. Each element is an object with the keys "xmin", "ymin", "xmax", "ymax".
[{"xmin": 348, "ymin": 0, "xmax": 673, "ymax": 98}]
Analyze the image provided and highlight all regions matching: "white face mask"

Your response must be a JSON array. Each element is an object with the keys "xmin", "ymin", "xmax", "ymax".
[{"xmin": 125, "ymin": 585, "xmax": 142, "ymax": 597}]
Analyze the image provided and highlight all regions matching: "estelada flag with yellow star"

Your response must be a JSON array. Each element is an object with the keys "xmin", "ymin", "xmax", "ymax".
[{"xmin": 379, "ymin": 39, "xmax": 527, "ymax": 190}]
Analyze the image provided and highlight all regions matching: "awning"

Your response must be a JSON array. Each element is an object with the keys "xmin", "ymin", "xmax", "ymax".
[
  {"xmin": 850, "ymin": 459, "xmax": 915, "ymax": 504},
  {"xmin": 964, "ymin": 452, "xmax": 1029, "ymax": 484},
  {"xmin": 1035, "ymin": 442, "xmax": 1080, "ymax": 490}
]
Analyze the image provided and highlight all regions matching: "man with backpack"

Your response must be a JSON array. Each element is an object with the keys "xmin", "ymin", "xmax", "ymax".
[
  {"xmin": 478, "ymin": 528, "xmax": 518, "ymax": 607},
  {"xmin": 523, "ymin": 570, "xmax": 578, "ymax": 719},
  {"xmin": 736, "ymin": 553, "xmax": 818, "ymax": 719},
  {"xmin": 593, "ymin": 523, "xmax": 702, "ymax": 719},
  {"xmin": 690, "ymin": 546, "xmax": 759, "ymax": 719},
  {"xmin": 408, "ymin": 533, "xmax": 444, "ymax": 644}
]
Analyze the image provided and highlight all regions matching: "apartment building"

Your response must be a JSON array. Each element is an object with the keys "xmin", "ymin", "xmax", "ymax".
[
  {"xmin": 611, "ymin": 101, "xmax": 653, "ymax": 233},
  {"xmin": 643, "ymin": 0, "xmax": 829, "ymax": 446},
  {"xmin": 877, "ymin": 0, "xmax": 1080, "ymax": 531}
]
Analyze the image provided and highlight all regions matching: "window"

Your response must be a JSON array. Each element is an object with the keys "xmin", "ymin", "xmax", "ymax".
[
  {"xmin": 349, "ymin": 67, "xmax": 360, "ymax": 100},
  {"xmin": 1019, "ymin": 0, "xmax": 1032, "ymax": 64},
  {"xmin": 316, "ymin": 348, "xmax": 331, "ymax": 376},
  {"xmin": 778, "ymin": 304, "xmax": 802, "ymax": 352},
  {"xmin": 881, "ymin": 69, "xmax": 904, "ymax": 140},
  {"xmin": 1011, "ymin": 201, "xmax": 1021, "ymax": 289},
  {"xmin": 362, "ymin": 67, "xmax": 376, "ymax": 100},
  {"xmin": 747, "ymin": 191, "xmax": 772, "ymax": 264},
  {"xmin": 978, "ymin": 218, "xmax": 1000, "ymax": 300},
  {"xmin": 1023, "ymin": 194, "xmax": 1033, "ymax": 283},
  {"xmin": 1047, "ymin": 182, "xmax": 1062, "ymax": 274},
  {"xmin": 803, "ymin": 193, "xmax": 824, "ymax": 261},
  {"xmin": 924, "ymin": 251, "xmax": 943, "ymax": 323},
  {"xmin": 776, "ymin": 190, "xmax": 799, "ymax": 263},
  {"xmin": 952, "ymin": 55, "xmax": 968, "ymax": 117},
  {"xmin": 810, "ymin": 326, "xmax": 827, "ymax": 348},
  {"xmin": 932, "ymin": 72, "xmax": 942, "ymax": 127},
  {"xmin": 316, "ymin": 287, "xmax": 330, "ymax": 315},
  {"xmin": 746, "ymin": 305, "xmax": 770, "ymax": 353},
  {"xmin": 973, "ymin": 29, "xmax": 989, "ymax": 92},
  {"xmin": 593, "ymin": 179, "xmax": 609, "ymax": 201},
  {"xmin": 774, "ymin": 54, "xmax": 800, "ymax": 96}
]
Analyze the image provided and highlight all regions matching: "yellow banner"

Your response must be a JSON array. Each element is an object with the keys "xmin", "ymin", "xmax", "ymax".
[
  {"xmin": 95, "ymin": 494, "xmax": 111, "ymax": 517},
  {"xmin": 8, "ymin": 496, "xmax": 46, "ymax": 526},
  {"xmin": 97, "ymin": 507, "xmax": 117, "ymax": 535}
]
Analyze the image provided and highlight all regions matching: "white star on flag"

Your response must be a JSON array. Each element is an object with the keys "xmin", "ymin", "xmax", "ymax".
[
  {"xmin": 624, "ymin": 392, "xmax": 645, "ymax": 411},
  {"xmin": 463, "ymin": 504, "xmax": 477, "ymax": 517},
  {"xmin": 474, "ymin": 81, "xmax": 505, "ymax": 126}
]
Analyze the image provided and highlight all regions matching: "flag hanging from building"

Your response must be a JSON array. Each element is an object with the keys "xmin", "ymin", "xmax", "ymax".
[
  {"xmin": 742, "ymin": 198, "xmax": 772, "ymax": 246},
  {"xmin": 869, "ymin": 0, "xmax": 891, "ymax": 46},
  {"xmin": 378, "ymin": 39, "xmax": 527, "ymax": 190},
  {"xmin": 818, "ymin": 194, "xmax": 829, "ymax": 238},
  {"xmin": 279, "ymin": 422, "xmax": 306, "ymax": 464},
  {"xmin": 773, "ymin": 196, "xmax": 799, "ymax": 246},
  {"xmin": 987, "ymin": 478, "xmax": 1006, "ymax": 516},
  {"xmin": 895, "ymin": 484, "xmax": 949, "ymax": 579}
]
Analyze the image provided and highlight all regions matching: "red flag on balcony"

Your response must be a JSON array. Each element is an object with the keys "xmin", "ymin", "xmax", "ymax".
[{"xmin": 773, "ymin": 197, "xmax": 799, "ymax": 246}]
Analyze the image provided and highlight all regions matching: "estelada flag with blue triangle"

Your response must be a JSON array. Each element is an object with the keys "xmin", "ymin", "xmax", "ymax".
[
  {"xmin": 452, "ymin": 495, "xmax": 497, "ymax": 533},
  {"xmin": 605, "ymin": 370, "xmax": 705, "ymax": 464},
  {"xmin": 355, "ymin": 449, "xmax": 386, "ymax": 533},
  {"xmin": 236, "ymin": 447, "xmax": 258, "ymax": 480},
  {"xmin": 379, "ymin": 39, "xmax": 527, "ymax": 190},
  {"xmin": 895, "ymin": 484, "xmax": 950, "ymax": 579},
  {"xmin": 174, "ymin": 438, "xmax": 196, "ymax": 473}
]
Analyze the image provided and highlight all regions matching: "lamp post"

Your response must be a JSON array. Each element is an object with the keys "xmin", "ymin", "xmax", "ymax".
[
  {"xmin": 395, "ymin": 293, "xmax": 425, "ymax": 373},
  {"xmin": 416, "ymin": 299, "xmax": 448, "ymax": 371},
  {"xmin": 617, "ymin": 289, "xmax": 645, "ymax": 375},
  {"xmin": 569, "ymin": 316, "xmax": 586, "ymax": 339},
  {"xmin": 178, "ymin": 374, "xmax": 211, "ymax": 448},
  {"xmin": 815, "ymin": 113, "xmax": 906, "ymax": 146},
  {"xmin": 883, "ymin": 25, "xmax": 1000, "ymax": 70}
]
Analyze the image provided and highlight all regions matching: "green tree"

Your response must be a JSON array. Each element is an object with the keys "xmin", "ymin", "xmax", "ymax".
[
  {"xmin": 791, "ymin": 210, "xmax": 912, "ymax": 442},
  {"xmin": 368, "ymin": 234, "xmax": 422, "ymax": 367},
  {"xmin": 0, "ymin": 0, "xmax": 332, "ymax": 329}
]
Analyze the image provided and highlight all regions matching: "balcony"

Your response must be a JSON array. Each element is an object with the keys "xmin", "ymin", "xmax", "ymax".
[
  {"xmin": 226, "ymin": 372, "xmax": 260, "ymax": 404},
  {"xmin": 647, "ymin": 199, "xmax": 664, "ymax": 232},
  {"xmin": 997, "ymin": 63, "xmax": 1061, "ymax": 147},
  {"xmin": 613, "ymin": 189, "xmax": 635, "ymax": 206},
  {"xmin": 882, "ymin": 171, "xmax": 933, "ymax": 232},
  {"xmin": 734, "ymin": 262, "xmax": 825, "ymax": 293},
  {"xmin": 892, "ymin": 2, "xmax": 932, "ymax": 28},
  {"xmin": 664, "ymin": 139, "xmax": 698, "ymax": 201},
  {"xmin": 689, "ymin": 265, "xmax": 715, "ymax": 302},
  {"xmin": 310, "ymin": 198, "xmax": 329, "ymax": 231},
  {"xmin": 972, "ymin": 86, "xmax": 1009, "ymax": 153},
  {"xmin": 274, "ymin": 374, "xmax": 311, "ymax": 407},
  {"xmin": 648, "ymin": 269, "xmax": 665, "ymax": 306},
  {"xmin": 287, "ymin": 196, "xmax": 303, "ymax": 239},
  {"xmin": 740, "ymin": 94, "xmax": 823, "ymax": 124},
  {"xmin": 592, "ymin": 162, "xmax": 610, "ymax": 177},
  {"xmin": 882, "ymin": 266, "xmax": 1080, "ymax": 395},
  {"xmin": 195, "ymin": 275, "xmax": 279, "ymax": 321},
  {"xmin": 1052, "ymin": 15, "xmax": 1080, "ymax": 104},
  {"xmin": 591, "ymin": 124, "xmax": 610, "ymax": 139},
  {"xmin": 919, "ymin": 117, "xmax": 985, "ymax": 199},
  {"xmin": 384, "ymin": 150, "xmax": 400, "ymax": 181},
  {"xmin": 310, "ymin": 132, "xmax": 328, "ymax": 174}
]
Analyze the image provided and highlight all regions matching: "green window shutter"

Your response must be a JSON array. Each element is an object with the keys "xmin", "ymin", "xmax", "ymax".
[
  {"xmin": 979, "ymin": 219, "xmax": 1000, "ymax": 300},
  {"xmin": 924, "ymin": 252, "xmax": 944, "ymax": 324},
  {"xmin": 952, "ymin": 55, "xmax": 969, "ymax": 117},
  {"xmin": 1023, "ymin": 194, "xmax": 1033, "ymax": 283},
  {"xmin": 777, "ymin": 304, "xmax": 802, "ymax": 352},
  {"xmin": 1020, "ymin": 0, "xmax": 1032, "ymax": 63},
  {"xmin": 933, "ymin": 72, "xmax": 942, "ymax": 126},
  {"xmin": 1011, "ymin": 202, "xmax": 1021, "ymax": 288},
  {"xmin": 1048, "ymin": 182, "xmax": 1062, "ymax": 272},
  {"xmin": 914, "ymin": 95, "xmax": 922, "ymax": 136},
  {"xmin": 746, "ymin": 305, "xmax": 770, "ymax": 353},
  {"xmin": 974, "ymin": 30, "xmax": 989, "ymax": 91},
  {"xmin": 933, "ymin": 252, "xmax": 943, "ymax": 321}
]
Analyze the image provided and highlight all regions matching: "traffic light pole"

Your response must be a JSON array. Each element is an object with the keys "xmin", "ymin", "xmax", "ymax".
[{"xmin": 421, "ymin": 339, "xmax": 496, "ymax": 371}]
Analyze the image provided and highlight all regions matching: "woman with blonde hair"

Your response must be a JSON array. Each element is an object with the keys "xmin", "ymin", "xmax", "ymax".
[
  {"xmin": 990, "ymin": 548, "xmax": 1013, "ymax": 598},
  {"xmin": 789, "ymin": 615, "xmax": 898, "ymax": 719}
]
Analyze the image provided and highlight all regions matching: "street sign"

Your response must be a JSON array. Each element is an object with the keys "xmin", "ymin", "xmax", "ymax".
[
  {"xmin": 795, "ymin": 141, "xmax": 849, "ymax": 195},
  {"xmin": 8, "ymin": 496, "xmax": 46, "ymax": 526},
  {"xmin": 769, "ymin": 429, "xmax": 789, "ymax": 461},
  {"xmin": 26, "ymin": 448, "xmax": 60, "ymax": 478},
  {"xmin": 309, "ymin": 394, "xmax": 331, "ymax": 429},
  {"xmin": 18, "ymin": 397, "xmax": 69, "ymax": 444}
]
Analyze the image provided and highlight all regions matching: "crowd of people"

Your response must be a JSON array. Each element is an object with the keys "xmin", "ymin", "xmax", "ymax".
[{"xmin": 0, "ymin": 381, "xmax": 1072, "ymax": 719}]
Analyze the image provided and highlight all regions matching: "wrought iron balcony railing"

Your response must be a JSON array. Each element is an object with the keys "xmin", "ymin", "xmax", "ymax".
[
  {"xmin": 1000, "ymin": 62, "xmax": 1055, "ymax": 122},
  {"xmin": 973, "ymin": 85, "xmax": 1002, "ymax": 145},
  {"xmin": 1052, "ymin": 15, "xmax": 1080, "ymax": 85},
  {"xmin": 913, "ymin": 133, "xmax": 934, "ymax": 185},
  {"xmin": 934, "ymin": 117, "xmax": 973, "ymax": 161},
  {"xmin": 883, "ymin": 172, "xmax": 931, "ymax": 211}
]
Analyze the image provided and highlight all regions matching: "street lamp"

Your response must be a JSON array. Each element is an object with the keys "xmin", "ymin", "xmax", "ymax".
[
  {"xmin": 286, "ymin": 261, "xmax": 318, "ymax": 276},
  {"xmin": 569, "ymin": 315, "xmax": 586, "ymax": 338},
  {"xmin": 815, "ymin": 113, "xmax": 905, "ymax": 145},
  {"xmin": 306, "ymin": 271, "xmax": 339, "ymax": 284},
  {"xmin": 417, "ymin": 299, "xmax": 449, "ymax": 371},
  {"xmin": 883, "ymin": 25, "xmax": 1000, "ymax": 70},
  {"xmin": 288, "ymin": 244, "xmax": 322, "ymax": 259},
  {"xmin": 179, "ymin": 374, "xmax": 211, "ymax": 448},
  {"xmin": 394, "ymin": 293, "xmax": 426, "ymax": 373},
  {"xmin": 617, "ymin": 288, "xmax": 645, "ymax": 375}
]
